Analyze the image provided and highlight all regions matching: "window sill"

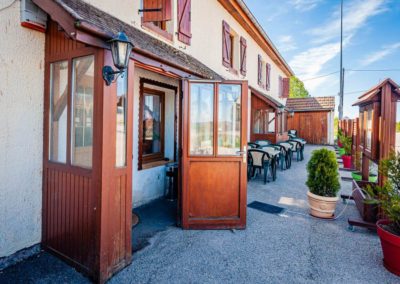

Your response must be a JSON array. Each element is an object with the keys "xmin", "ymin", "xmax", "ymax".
[
  {"xmin": 141, "ymin": 21, "xmax": 173, "ymax": 42},
  {"xmin": 142, "ymin": 159, "xmax": 170, "ymax": 170}
]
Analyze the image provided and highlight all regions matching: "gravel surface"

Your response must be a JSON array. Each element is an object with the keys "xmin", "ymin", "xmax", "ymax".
[{"xmin": 1, "ymin": 145, "xmax": 399, "ymax": 283}]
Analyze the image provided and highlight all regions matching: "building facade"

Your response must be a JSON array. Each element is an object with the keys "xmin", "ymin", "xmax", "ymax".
[{"xmin": 0, "ymin": 0, "xmax": 293, "ymax": 280}]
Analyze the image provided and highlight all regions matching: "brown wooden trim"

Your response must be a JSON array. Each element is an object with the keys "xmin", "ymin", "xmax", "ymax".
[
  {"xmin": 141, "ymin": 21, "xmax": 173, "ymax": 42},
  {"xmin": 138, "ymin": 78, "xmax": 178, "ymax": 170}
]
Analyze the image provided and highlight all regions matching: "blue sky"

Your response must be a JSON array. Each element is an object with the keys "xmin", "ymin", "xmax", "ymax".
[{"xmin": 244, "ymin": 0, "xmax": 400, "ymax": 118}]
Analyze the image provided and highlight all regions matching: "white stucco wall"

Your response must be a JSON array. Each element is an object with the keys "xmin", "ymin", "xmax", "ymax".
[
  {"xmin": 132, "ymin": 68, "xmax": 179, "ymax": 207},
  {"xmin": 0, "ymin": 1, "xmax": 45, "ymax": 257},
  {"xmin": 82, "ymin": 0, "xmax": 289, "ymax": 101}
]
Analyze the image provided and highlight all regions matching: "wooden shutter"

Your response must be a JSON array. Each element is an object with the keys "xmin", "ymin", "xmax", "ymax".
[
  {"xmin": 282, "ymin": 78, "xmax": 290, "ymax": 98},
  {"xmin": 278, "ymin": 76, "xmax": 283, "ymax": 97},
  {"xmin": 257, "ymin": 55, "xmax": 262, "ymax": 85},
  {"xmin": 177, "ymin": 0, "xmax": 192, "ymax": 45},
  {"xmin": 143, "ymin": 0, "xmax": 172, "ymax": 22},
  {"xmin": 266, "ymin": 63, "xmax": 271, "ymax": 91},
  {"xmin": 240, "ymin": 37, "xmax": 247, "ymax": 76},
  {"xmin": 222, "ymin": 21, "xmax": 231, "ymax": 67}
]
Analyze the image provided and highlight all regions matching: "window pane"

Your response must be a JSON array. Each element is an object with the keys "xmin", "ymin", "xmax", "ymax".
[
  {"xmin": 268, "ymin": 112, "xmax": 275, "ymax": 133},
  {"xmin": 366, "ymin": 109, "xmax": 372, "ymax": 149},
  {"xmin": 49, "ymin": 61, "xmax": 68, "ymax": 163},
  {"xmin": 143, "ymin": 93, "xmax": 162, "ymax": 155},
  {"xmin": 71, "ymin": 55, "xmax": 94, "ymax": 168},
  {"xmin": 360, "ymin": 111, "xmax": 364, "ymax": 145},
  {"xmin": 190, "ymin": 84, "xmax": 214, "ymax": 155},
  {"xmin": 253, "ymin": 110, "xmax": 262, "ymax": 134},
  {"xmin": 218, "ymin": 84, "xmax": 241, "ymax": 155},
  {"xmin": 116, "ymin": 71, "xmax": 128, "ymax": 167}
]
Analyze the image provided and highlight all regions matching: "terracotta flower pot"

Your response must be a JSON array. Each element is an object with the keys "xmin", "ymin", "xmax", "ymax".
[
  {"xmin": 377, "ymin": 219, "xmax": 400, "ymax": 276},
  {"xmin": 307, "ymin": 191, "xmax": 339, "ymax": 219},
  {"xmin": 342, "ymin": 155, "xmax": 352, "ymax": 169}
]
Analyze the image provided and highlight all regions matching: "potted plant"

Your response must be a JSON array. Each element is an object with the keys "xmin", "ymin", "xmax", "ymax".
[
  {"xmin": 370, "ymin": 153, "xmax": 400, "ymax": 276},
  {"xmin": 337, "ymin": 128, "xmax": 343, "ymax": 148},
  {"xmin": 306, "ymin": 148, "xmax": 340, "ymax": 219},
  {"xmin": 341, "ymin": 136, "xmax": 352, "ymax": 169}
]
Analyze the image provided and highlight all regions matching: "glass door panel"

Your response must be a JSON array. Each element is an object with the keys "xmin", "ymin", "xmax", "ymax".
[
  {"xmin": 189, "ymin": 83, "xmax": 214, "ymax": 155},
  {"xmin": 217, "ymin": 84, "xmax": 241, "ymax": 155}
]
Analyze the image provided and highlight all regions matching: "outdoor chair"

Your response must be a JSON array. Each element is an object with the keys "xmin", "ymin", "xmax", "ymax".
[
  {"xmin": 263, "ymin": 144, "xmax": 290, "ymax": 171},
  {"xmin": 258, "ymin": 146, "xmax": 278, "ymax": 180},
  {"xmin": 248, "ymin": 142, "xmax": 260, "ymax": 149},
  {"xmin": 286, "ymin": 139, "xmax": 303, "ymax": 161},
  {"xmin": 247, "ymin": 149, "xmax": 274, "ymax": 184},
  {"xmin": 278, "ymin": 142, "xmax": 293, "ymax": 169}
]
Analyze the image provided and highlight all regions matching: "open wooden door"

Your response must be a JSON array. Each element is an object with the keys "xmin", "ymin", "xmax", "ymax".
[{"xmin": 181, "ymin": 80, "xmax": 248, "ymax": 229}]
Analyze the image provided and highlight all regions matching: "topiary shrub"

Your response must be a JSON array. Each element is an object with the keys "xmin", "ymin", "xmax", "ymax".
[{"xmin": 306, "ymin": 148, "xmax": 340, "ymax": 197}]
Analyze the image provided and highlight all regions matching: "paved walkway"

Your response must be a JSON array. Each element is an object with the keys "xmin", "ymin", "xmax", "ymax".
[{"xmin": 1, "ymin": 145, "xmax": 399, "ymax": 283}]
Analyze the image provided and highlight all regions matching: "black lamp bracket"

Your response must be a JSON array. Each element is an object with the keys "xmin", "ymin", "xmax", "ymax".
[{"xmin": 102, "ymin": 66, "xmax": 125, "ymax": 86}]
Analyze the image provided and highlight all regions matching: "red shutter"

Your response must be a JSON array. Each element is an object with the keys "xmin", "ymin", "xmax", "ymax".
[
  {"xmin": 240, "ymin": 37, "xmax": 247, "ymax": 76},
  {"xmin": 258, "ymin": 55, "xmax": 262, "ymax": 85},
  {"xmin": 283, "ymin": 78, "xmax": 290, "ymax": 98},
  {"xmin": 143, "ymin": 0, "xmax": 172, "ymax": 22},
  {"xmin": 222, "ymin": 21, "xmax": 231, "ymax": 67},
  {"xmin": 177, "ymin": 0, "xmax": 191, "ymax": 45},
  {"xmin": 266, "ymin": 63, "xmax": 271, "ymax": 91}
]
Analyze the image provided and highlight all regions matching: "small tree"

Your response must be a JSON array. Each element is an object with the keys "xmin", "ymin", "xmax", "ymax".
[
  {"xmin": 289, "ymin": 76, "xmax": 309, "ymax": 98},
  {"xmin": 365, "ymin": 153, "xmax": 400, "ymax": 235},
  {"xmin": 306, "ymin": 148, "xmax": 340, "ymax": 197}
]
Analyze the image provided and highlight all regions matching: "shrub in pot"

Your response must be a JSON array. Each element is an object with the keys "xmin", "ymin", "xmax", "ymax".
[
  {"xmin": 341, "ymin": 136, "xmax": 352, "ymax": 169},
  {"xmin": 306, "ymin": 148, "xmax": 340, "ymax": 219},
  {"xmin": 337, "ymin": 129, "xmax": 344, "ymax": 147},
  {"xmin": 368, "ymin": 153, "xmax": 400, "ymax": 276}
]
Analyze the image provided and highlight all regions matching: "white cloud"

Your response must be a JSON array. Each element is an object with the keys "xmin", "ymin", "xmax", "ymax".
[
  {"xmin": 309, "ymin": 0, "xmax": 388, "ymax": 44},
  {"xmin": 289, "ymin": 0, "xmax": 389, "ymax": 93},
  {"xmin": 278, "ymin": 35, "xmax": 297, "ymax": 52},
  {"xmin": 290, "ymin": 0, "xmax": 322, "ymax": 12},
  {"xmin": 361, "ymin": 42, "xmax": 400, "ymax": 66}
]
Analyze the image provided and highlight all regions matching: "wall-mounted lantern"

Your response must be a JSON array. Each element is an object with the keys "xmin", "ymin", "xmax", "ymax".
[
  {"xmin": 289, "ymin": 110, "xmax": 295, "ymax": 117},
  {"xmin": 103, "ymin": 32, "xmax": 134, "ymax": 86},
  {"xmin": 278, "ymin": 106, "xmax": 285, "ymax": 113}
]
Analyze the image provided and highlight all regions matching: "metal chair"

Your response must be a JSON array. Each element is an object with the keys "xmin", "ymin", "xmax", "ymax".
[{"xmin": 247, "ymin": 149, "xmax": 274, "ymax": 184}]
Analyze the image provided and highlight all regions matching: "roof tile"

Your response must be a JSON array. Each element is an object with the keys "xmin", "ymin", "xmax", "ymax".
[{"xmin": 285, "ymin": 97, "xmax": 335, "ymax": 111}]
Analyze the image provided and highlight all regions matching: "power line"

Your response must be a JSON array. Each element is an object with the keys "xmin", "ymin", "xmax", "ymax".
[
  {"xmin": 347, "ymin": 69, "xmax": 400, "ymax": 72},
  {"xmin": 301, "ymin": 71, "xmax": 340, "ymax": 81}
]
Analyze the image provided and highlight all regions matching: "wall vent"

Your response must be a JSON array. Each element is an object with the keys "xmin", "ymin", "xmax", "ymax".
[{"xmin": 20, "ymin": 0, "xmax": 47, "ymax": 32}]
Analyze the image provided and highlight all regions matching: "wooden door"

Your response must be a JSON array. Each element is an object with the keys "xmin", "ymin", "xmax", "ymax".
[{"xmin": 181, "ymin": 80, "xmax": 248, "ymax": 229}]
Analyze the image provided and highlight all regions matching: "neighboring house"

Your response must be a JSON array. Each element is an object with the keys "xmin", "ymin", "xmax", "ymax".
[
  {"xmin": 286, "ymin": 97, "xmax": 335, "ymax": 145},
  {"xmin": 0, "ymin": 0, "xmax": 293, "ymax": 281}
]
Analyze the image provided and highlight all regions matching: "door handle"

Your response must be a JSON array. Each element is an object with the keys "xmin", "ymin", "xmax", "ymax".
[{"xmin": 236, "ymin": 146, "xmax": 247, "ymax": 163}]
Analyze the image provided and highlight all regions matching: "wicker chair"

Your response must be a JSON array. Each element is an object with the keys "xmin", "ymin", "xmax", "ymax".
[{"xmin": 247, "ymin": 149, "xmax": 274, "ymax": 184}]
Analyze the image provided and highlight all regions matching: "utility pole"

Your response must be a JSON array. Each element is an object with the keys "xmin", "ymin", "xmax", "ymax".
[{"xmin": 338, "ymin": 0, "xmax": 344, "ymax": 119}]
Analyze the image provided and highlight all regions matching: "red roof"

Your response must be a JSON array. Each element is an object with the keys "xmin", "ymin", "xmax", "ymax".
[{"xmin": 285, "ymin": 97, "xmax": 335, "ymax": 112}]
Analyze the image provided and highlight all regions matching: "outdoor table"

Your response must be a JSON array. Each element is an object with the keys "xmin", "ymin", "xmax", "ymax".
[{"xmin": 279, "ymin": 142, "xmax": 293, "ymax": 151}]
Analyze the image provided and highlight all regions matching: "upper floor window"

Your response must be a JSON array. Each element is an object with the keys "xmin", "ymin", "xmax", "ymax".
[{"xmin": 141, "ymin": 0, "xmax": 173, "ymax": 40}]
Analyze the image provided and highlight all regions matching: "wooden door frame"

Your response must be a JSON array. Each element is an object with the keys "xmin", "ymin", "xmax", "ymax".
[{"xmin": 180, "ymin": 80, "xmax": 248, "ymax": 229}]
